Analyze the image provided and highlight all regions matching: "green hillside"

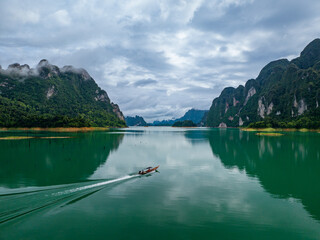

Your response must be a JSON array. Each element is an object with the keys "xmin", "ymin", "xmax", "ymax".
[
  {"xmin": 206, "ymin": 39, "xmax": 320, "ymax": 128},
  {"xmin": 0, "ymin": 60, "xmax": 126, "ymax": 128}
]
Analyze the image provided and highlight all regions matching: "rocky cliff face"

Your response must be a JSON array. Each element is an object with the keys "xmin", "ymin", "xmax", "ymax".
[
  {"xmin": 206, "ymin": 39, "xmax": 320, "ymax": 127},
  {"xmin": 111, "ymin": 103, "xmax": 125, "ymax": 121},
  {"xmin": 0, "ymin": 59, "xmax": 126, "ymax": 127}
]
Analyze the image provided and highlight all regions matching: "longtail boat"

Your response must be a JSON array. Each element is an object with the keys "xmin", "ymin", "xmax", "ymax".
[{"xmin": 138, "ymin": 166, "xmax": 159, "ymax": 175}]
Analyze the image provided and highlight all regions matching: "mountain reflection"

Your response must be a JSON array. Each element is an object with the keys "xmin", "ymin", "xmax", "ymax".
[
  {"xmin": 0, "ymin": 131, "xmax": 124, "ymax": 188},
  {"xmin": 185, "ymin": 129, "xmax": 320, "ymax": 221}
]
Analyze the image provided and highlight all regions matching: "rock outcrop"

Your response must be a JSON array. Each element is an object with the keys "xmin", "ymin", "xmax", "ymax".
[
  {"xmin": 111, "ymin": 102, "xmax": 125, "ymax": 121},
  {"xmin": 206, "ymin": 39, "xmax": 320, "ymax": 127}
]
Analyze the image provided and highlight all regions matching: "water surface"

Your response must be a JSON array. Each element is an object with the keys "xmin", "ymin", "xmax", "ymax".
[{"xmin": 0, "ymin": 127, "xmax": 319, "ymax": 239}]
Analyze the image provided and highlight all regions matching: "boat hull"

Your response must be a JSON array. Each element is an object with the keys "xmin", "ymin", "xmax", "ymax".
[{"xmin": 139, "ymin": 166, "xmax": 159, "ymax": 175}]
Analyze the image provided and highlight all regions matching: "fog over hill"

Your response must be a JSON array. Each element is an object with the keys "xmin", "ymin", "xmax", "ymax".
[{"xmin": 0, "ymin": 60, "xmax": 126, "ymax": 128}]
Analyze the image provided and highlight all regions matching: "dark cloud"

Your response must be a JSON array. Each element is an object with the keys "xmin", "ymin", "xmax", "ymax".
[
  {"xmin": 133, "ymin": 79, "xmax": 158, "ymax": 87},
  {"xmin": 0, "ymin": 0, "xmax": 319, "ymax": 121}
]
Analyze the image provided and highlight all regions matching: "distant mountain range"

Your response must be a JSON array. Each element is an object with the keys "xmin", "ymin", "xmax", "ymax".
[
  {"xmin": 125, "ymin": 109, "xmax": 208, "ymax": 127},
  {"xmin": 205, "ymin": 39, "xmax": 320, "ymax": 128},
  {"xmin": 152, "ymin": 109, "xmax": 208, "ymax": 126},
  {"xmin": 0, "ymin": 59, "xmax": 126, "ymax": 128},
  {"xmin": 125, "ymin": 115, "xmax": 147, "ymax": 126}
]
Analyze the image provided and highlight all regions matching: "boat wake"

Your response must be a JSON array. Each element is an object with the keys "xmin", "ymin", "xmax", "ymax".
[
  {"xmin": 52, "ymin": 174, "xmax": 136, "ymax": 196},
  {"xmin": 0, "ymin": 174, "xmax": 140, "ymax": 225}
]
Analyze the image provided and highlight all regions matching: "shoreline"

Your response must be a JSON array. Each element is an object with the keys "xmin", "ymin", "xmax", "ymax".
[
  {"xmin": 240, "ymin": 127, "xmax": 320, "ymax": 133},
  {"xmin": 1, "ymin": 126, "xmax": 319, "ymax": 133},
  {"xmin": 0, "ymin": 127, "xmax": 111, "ymax": 132}
]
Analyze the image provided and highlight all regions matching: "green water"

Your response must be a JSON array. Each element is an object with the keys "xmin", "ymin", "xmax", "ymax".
[{"xmin": 0, "ymin": 127, "xmax": 319, "ymax": 240}]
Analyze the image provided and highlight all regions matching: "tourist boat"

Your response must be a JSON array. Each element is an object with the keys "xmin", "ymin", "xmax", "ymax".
[{"xmin": 138, "ymin": 166, "xmax": 159, "ymax": 175}]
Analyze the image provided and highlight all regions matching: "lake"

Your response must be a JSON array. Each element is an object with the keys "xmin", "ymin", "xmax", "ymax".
[{"xmin": 0, "ymin": 127, "xmax": 320, "ymax": 240}]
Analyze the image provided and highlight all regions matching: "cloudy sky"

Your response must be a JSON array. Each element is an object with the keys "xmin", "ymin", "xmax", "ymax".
[{"xmin": 1, "ymin": 0, "xmax": 320, "ymax": 121}]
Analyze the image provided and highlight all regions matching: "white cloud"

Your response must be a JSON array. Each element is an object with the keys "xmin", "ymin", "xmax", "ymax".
[
  {"xmin": 159, "ymin": 0, "xmax": 203, "ymax": 23},
  {"xmin": 18, "ymin": 10, "xmax": 40, "ymax": 24},
  {"xmin": 50, "ymin": 10, "xmax": 71, "ymax": 26},
  {"xmin": 101, "ymin": 57, "xmax": 157, "ymax": 86},
  {"xmin": 0, "ymin": 0, "xmax": 319, "ymax": 121}
]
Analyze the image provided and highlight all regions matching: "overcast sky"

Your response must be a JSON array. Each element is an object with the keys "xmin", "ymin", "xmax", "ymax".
[{"xmin": 1, "ymin": 0, "xmax": 320, "ymax": 121}]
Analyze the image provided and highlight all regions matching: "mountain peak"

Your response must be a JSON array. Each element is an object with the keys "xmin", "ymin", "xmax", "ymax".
[
  {"xmin": 1, "ymin": 63, "xmax": 33, "ymax": 77},
  {"xmin": 292, "ymin": 38, "xmax": 320, "ymax": 69},
  {"xmin": 256, "ymin": 59, "xmax": 290, "ymax": 84},
  {"xmin": 61, "ymin": 65, "xmax": 92, "ymax": 80},
  {"xmin": 36, "ymin": 60, "xmax": 60, "ymax": 78},
  {"xmin": 301, "ymin": 38, "xmax": 320, "ymax": 55},
  {"xmin": 37, "ymin": 59, "xmax": 50, "ymax": 67},
  {"xmin": 8, "ymin": 63, "xmax": 31, "ymax": 70},
  {"xmin": 8, "ymin": 63, "xmax": 21, "ymax": 69},
  {"xmin": 1, "ymin": 60, "xmax": 94, "ymax": 81}
]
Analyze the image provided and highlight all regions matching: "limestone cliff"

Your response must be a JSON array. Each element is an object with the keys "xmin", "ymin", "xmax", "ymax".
[{"xmin": 206, "ymin": 39, "xmax": 320, "ymax": 127}]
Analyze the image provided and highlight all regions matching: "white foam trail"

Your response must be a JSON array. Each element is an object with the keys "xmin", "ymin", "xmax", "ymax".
[{"xmin": 52, "ymin": 175, "xmax": 137, "ymax": 196}]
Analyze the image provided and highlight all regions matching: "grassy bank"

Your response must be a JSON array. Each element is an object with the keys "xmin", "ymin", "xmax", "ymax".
[
  {"xmin": 241, "ymin": 127, "xmax": 320, "ymax": 132},
  {"xmin": 0, "ymin": 127, "xmax": 111, "ymax": 132},
  {"xmin": 0, "ymin": 136, "xmax": 72, "ymax": 140}
]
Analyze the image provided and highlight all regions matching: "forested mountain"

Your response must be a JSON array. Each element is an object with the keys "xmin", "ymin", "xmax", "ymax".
[
  {"xmin": 152, "ymin": 119, "xmax": 175, "ymax": 126},
  {"xmin": 125, "ymin": 115, "xmax": 147, "ymax": 126},
  {"xmin": 0, "ymin": 60, "xmax": 126, "ymax": 128},
  {"xmin": 206, "ymin": 39, "xmax": 320, "ymax": 128},
  {"xmin": 172, "ymin": 120, "xmax": 197, "ymax": 127},
  {"xmin": 177, "ymin": 109, "xmax": 208, "ymax": 124},
  {"xmin": 152, "ymin": 109, "xmax": 207, "ymax": 126}
]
